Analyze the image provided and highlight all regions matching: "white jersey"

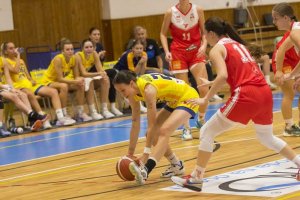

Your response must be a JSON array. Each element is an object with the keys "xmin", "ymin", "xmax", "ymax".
[{"xmin": 170, "ymin": 3, "xmax": 201, "ymax": 51}]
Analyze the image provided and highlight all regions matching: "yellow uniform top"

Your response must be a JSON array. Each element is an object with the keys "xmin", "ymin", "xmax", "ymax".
[
  {"xmin": 43, "ymin": 53, "xmax": 75, "ymax": 83},
  {"xmin": 78, "ymin": 51, "xmax": 95, "ymax": 71},
  {"xmin": 6, "ymin": 58, "xmax": 42, "ymax": 92},
  {"xmin": 127, "ymin": 51, "xmax": 147, "ymax": 72},
  {"xmin": 0, "ymin": 57, "xmax": 5, "ymax": 84},
  {"xmin": 134, "ymin": 73, "xmax": 199, "ymax": 115},
  {"xmin": 6, "ymin": 58, "xmax": 29, "ymax": 88}
]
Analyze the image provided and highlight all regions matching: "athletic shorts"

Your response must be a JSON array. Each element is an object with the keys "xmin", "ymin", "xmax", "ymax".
[
  {"xmin": 13, "ymin": 79, "xmax": 44, "ymax": 95},
  {"xmin": 170, "ymin": 49, "xmax": 206, "ymax": 74},
  {"xmin": 164, "ymin": 86, "xmax": 199, "ymax": 118},
  {"xmin": 220, "ymin": 84, "xmax": 273, "ymax": 125}
]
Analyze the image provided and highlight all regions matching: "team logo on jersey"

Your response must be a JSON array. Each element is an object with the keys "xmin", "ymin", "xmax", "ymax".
[
  {"xmin": 183, "ymin": 23, "xmax": 189, "ymax": 29},
  {"xmin": 171, "ymin": 60, "xmax": 181, "ymax": 70},
  {"xmin": 190, "ymin": 13, "xmax": 195, "ymax": 21}
]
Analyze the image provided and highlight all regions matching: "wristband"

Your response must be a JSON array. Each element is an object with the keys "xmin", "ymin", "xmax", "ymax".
[{"xmin": 143, "ymin": 147, "xmax": 151, "ymax": 154}]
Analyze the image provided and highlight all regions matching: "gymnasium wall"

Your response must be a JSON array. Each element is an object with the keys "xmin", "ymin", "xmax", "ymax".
[
  {"xmin": 0, "ymin": 0, "xmax": 300, "ymax": 62},
  {"xmin": 0, "ymin": 0, "xmax": 103, "ymax": 58},
  {"xmin": 103, "ymin": 2, "xmax": 300, "ymax": 60}
]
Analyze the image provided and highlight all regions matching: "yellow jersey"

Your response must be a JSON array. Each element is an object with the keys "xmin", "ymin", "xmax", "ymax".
[
  {"xmin": 0, "ymin": 57, "xmax": 5, "ymax": 84},
  {"xmin": 42, "ymin": 53, "xmax": 75, "ymax": 84},
  {"xmin": 6, "ymin": 58, "xmax": 30, "ymax": 87},
  {"xmin": 134, "ymin": 73, "xmax": 199, "ymax": 114},
  {"xmin": 77, "ymin": 51, "xmax": 95, "ymax": 71},
  {"xmin": 6, "ymin": 58, "xmax": 42, "ymax": 92}
]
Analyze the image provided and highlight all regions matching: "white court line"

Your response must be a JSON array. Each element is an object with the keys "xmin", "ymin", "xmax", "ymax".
[
  {"xmin": 0, "ymin": 109, "xmax": 287, "ymax": 168},
  {"xmin": 0, "ymin": 108, "xmax": 295, "ymax": 180},
  {"xmin": 0, "ymin": 119, "xmax": 147, "ymax": 167},
  {"xmin": 0, "ymin": 128, "xmax": 287, "ymax": 183}
]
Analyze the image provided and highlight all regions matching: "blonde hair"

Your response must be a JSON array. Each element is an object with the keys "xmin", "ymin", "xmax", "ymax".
[{"xmin": 58, "ymin": 38, "xmax": 72, "ymax": 51}]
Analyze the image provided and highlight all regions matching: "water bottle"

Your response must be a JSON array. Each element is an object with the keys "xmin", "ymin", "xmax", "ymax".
[
  {"xmin": 18, "ymin": 47, "xmax": 24, "ymax": 54},
  {"xmin": 9, "ymin": 127, "xmax": 24, "ymax": 134}
]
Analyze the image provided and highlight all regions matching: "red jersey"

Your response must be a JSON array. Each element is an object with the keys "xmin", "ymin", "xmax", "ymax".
[
  {"xmin": 218, "ymin": 38, "xmax": 266, "ymax": 93},
  {"xmin": 272, "ymin": 22, "xmax": 300, "ymax": 70},
  {"xmin": 170, "ymin": 3, "xmax": 201, "ymax": 52}
]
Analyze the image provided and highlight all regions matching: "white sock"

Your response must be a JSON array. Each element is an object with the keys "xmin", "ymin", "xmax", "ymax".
[
  {"xmin": 38, "ymin": 111, "xmax": 45, "ymax": 115},
  {"xmin": 55, "ymin": 109, "xmax": 64, "ymax": 120},
  {"xmin": 27, "ymin": 109, "xmax": 33, "ymax": 115},
  {"xmin": 285, "ymin": 119, "xmax": 294, "ymax": 128},
  {"xmin": 265, "ymin": 75, "xmax": 271, "ymax": 83},
  {"xmin": 292, "ymin": 156, "xmax": 300, "ymax": 168},
  {"xmin": 111, "ymin": 102, "xmax": 117, "ymax": 109},
  {"xmin": 76, "ymin": 105, "xmax": 84, "ymax": 115},
  {"xmin": 102, "ymin": 103, "xmax": 108, "ymax": 112},
  {"xmin": 166, "ymin": 153, "xmax": 180, "ymax": 165},
  {"xmin": 88, "ymin": 104, "xmax": 97, "ymax": 114},
  {"xmin": 0, "ymin": 122, "xmax": 3, "ymax": 127},
  {"xmin": 62, "ymin": 107, "xmax": 68, "ymax": 116},
  {"xmin": 191, "ymin": 165, "xmax": 205, "ymax": 179}
]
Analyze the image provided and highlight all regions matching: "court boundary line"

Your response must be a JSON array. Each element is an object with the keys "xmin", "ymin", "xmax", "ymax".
[
  {"xmin": 0, "ymin": 108, "xmax": 288, "ymax": 168},
  {"xmin": 0, "ymin": 128, "xmax": 294, "ymax": 183}
]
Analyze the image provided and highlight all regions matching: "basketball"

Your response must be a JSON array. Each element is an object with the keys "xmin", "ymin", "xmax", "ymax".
[{"xmin": 116, "ymin": 156, "xmax": 137, "ymax": 181}]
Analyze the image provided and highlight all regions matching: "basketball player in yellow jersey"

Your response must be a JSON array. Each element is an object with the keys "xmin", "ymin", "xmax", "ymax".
[
  {"xmin": 1, "ymin": 42, "xmax": 52, "ymax": 129},
  {"xmin": 2, "ymin": 42, "xmax": 75, "ymax": 128},
  {"xmin": 113, "ymin": 71, "xmax": 200, "ymax": 184},
  {"xmin": 75, "ymin": 39, "xmax": 114, "ymax": 119},
  {"xmin": 42, "ymin": 38, "xmax": 92, "ymax": 122},
  {"xmin": 0, "ymin": 56, "xmax": 44, "ymax": 132}
]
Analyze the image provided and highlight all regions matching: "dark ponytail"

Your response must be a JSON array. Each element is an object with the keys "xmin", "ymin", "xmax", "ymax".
[
  {"xmin": 113, "ymin": 70, "xmax": 137, "ymax": 85},
  {"xmin": 205, "ymin": 17, "xmax": 248, "ymax": 46}
]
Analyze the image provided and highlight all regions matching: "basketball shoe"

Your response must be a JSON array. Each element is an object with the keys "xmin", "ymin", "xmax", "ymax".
[
  {"xmin": 181, "ymin": 128, "xmax": 193, "ymax": 141},
  {"xmin": 161, "ymin": 160, "xmax": 185, "ymax": 178},
  {"xmin": 171, "ymin": 175, "xmax": 203, "ymax": 192},
  {"xmin": 283, "ymin": 124, "xmax": 300, "ymax": 137},
  {"xmin": 129, "ymin": 161, "xmax": 148, "ymax": 185}
]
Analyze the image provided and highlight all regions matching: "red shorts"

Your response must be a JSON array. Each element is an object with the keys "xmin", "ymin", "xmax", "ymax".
[
  {"xmin": 220, "ymin": 85, "xmax": 273, "ymax": 125},
  {"xmin": 170, "ymin": 49, "xmax": 205, "ymax": 74}
]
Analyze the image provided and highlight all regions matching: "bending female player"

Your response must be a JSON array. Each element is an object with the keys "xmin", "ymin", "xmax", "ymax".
[
  {"xmin": 170, "ymin": 17, "xmax": 300, "ymax": 191},
  {"xmin": 113, "ymin": 70, "xmax": 199, "ymax": 184},
  {"xmin": 272, "ymin": 2, "xmax": 300, "ymax": 136}
]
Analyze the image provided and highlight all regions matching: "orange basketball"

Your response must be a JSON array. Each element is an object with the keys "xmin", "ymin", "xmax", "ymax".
[{"xmin": 116, "ymin": 156, "xmax": 136, "ymax": 181}]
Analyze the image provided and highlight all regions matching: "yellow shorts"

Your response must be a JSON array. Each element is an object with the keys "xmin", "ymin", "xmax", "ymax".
[
  {"xmin": 14, "ymin": 79, "xmax": 44, "ymax": 95},
  {"xmin": 165, "ymin": 87, "xmax": 199, "ymax": 118}
]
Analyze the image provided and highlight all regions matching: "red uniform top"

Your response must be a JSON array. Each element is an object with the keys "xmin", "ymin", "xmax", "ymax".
[
  {"xmin": 272, "ymin": 22, "xmax": 300, "ymax": 71},
  {"xmin": 218, "ymin": 38, "xmax": 266, "ymax": 93},
  {"xmin": 170, "ymin": 3, "xmax": 201, "ymax": 52}
]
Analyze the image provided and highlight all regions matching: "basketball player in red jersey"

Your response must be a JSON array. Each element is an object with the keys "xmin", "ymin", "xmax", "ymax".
[
  {"xmin": 160, "ymin": 0, "xmax": 209, "ymax": 141},
  {"xmin": 272, "ymin": 3, "xmax": 300, "ymax": 137},
  {"xmin": 171, "ymin": 17, "xmax": 300, "ymax": 192}
]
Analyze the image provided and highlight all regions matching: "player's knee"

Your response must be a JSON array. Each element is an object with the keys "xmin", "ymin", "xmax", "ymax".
[
  {"xmin": 159, "ymin": 126, "xmax": 170, "ymax": 137},
  {"xmin": 199, "ymin": 125, "xmax": 215, "ymax": 152},
  {"xmin": 255, "ymin": 124, "xmax": 286, "ymax": 152}
]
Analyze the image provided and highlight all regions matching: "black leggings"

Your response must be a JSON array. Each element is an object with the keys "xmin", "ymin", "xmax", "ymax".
[
  {"xmin": 105, "ymin": 68, "xmax": 118, "ymax": 103},
  {"xmin": 89, "ymin": 66, "xmax": 118, "ymax": 103}
]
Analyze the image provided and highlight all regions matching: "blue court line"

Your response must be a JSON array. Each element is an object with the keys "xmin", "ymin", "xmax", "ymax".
[{"xmin": 0, "ymin": 93, "xmax": 297, "ymax": 166}]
